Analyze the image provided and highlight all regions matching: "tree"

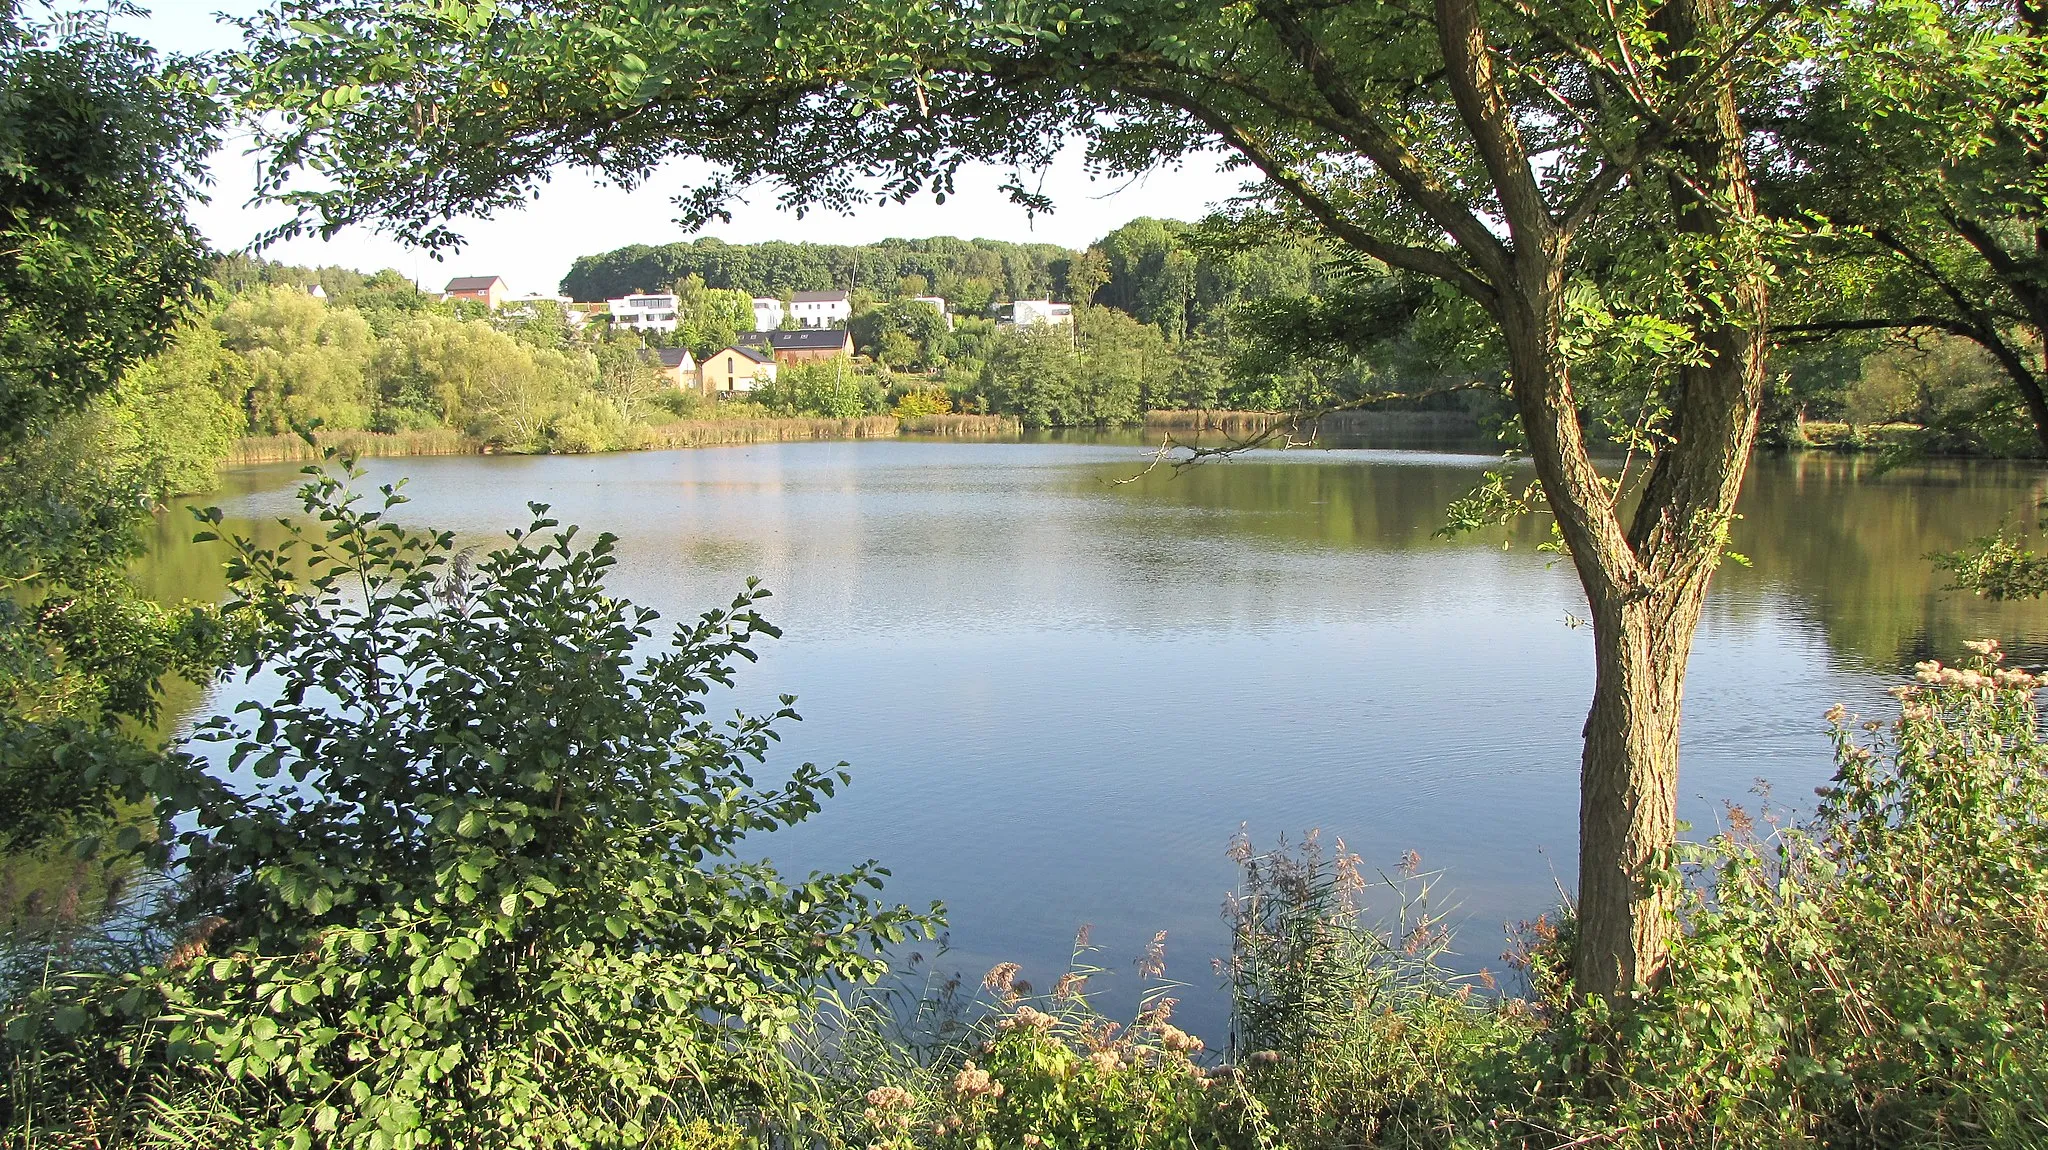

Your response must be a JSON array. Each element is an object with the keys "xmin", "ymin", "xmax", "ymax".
[
  {"xmin": 595, "ymin": 331, "xmax": 665, "ymax": 423},
  {"xmin": 0, "ymin": 3, "xmax": 220, "ymax": 442},
  {"xmin": 0, "ymin": 2, "xmax": 227, "ymax": 854},
  {"xmin": 237, "ymin": 0, "xmax": 1782, "ymax": 998},
  {"xmin": 1767, "ymin": 1, "xmax": 2047, "ymax": 451},
  {"xmin": 9, "ymin": 461, "xmax": 932, "ymax": 1143}
]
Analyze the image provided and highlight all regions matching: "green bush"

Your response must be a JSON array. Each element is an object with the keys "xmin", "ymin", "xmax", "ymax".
[{"xmin": 4, "ymin": 456, "xmax": 934, "ymax": 1147}]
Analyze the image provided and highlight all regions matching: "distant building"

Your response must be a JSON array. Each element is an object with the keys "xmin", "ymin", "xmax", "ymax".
[
  {"xmin": 1010, "ymin": 299, "xmax": 1073, "ymax": 327},
  {"xmin": 607, "ymin": 293, "xmax": 680, "ymax": 334},
  {"xmin": 307, "ymin": 284, "xmax": 327, "ymax": 300},
  {"xmin": 910, "ymin": 296, "xmax": 953, "ymax": 330},
  {"xmin": 751, "ymin": 297, "xmax": 787, "ymax": 330},
  {"xmin": 444, "ymin": 276, "xmax": 509, "ymax": 309},
  {"xmin": 789, "ymin": 289, "xmax": 851, "ymax": 329},
  {"xmin": 737, "ymin": 328, "xmax": 854, "ymax": 365},
  {"xmin": 700, "ymin": 345, "xmax": 777, "ymax": 394},
  {"xmin": 651, "ymin": 347, "xmax": 698, "ymax": 388},
  {"xmin": 502, "ymin": 293, "xmax": 578, "ymax": 322}
]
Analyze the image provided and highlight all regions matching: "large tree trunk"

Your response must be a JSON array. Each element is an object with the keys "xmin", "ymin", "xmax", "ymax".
[{"xmin": 1573, "ymin": 578, "xmax": 1709, "ymax": 997}]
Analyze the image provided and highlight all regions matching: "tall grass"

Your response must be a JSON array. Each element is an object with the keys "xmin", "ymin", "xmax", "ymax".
[
  {"xmin": 633, "ymin": 415, "xmax": 902, "ymax": 449},
  {"xmin": 225, "ymin": 428, "xmax": 475, "ymax": 465},
  {"xmin": 898, "ymin": 413, "xmax": 1020, "ymax": 437}
]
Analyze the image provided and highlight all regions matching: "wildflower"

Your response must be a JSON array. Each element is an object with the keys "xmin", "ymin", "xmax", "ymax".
[
  {"xmin": 1964, "ymin": 637, "xmax": 2001, "ymax": 657},
  {"xmin": 998, "ymin": 1005, "xmax": 1057, "ymax": 1033},
  {"xmin": 1024, "ymin": 1136, "xmax": 1043, "ymax": 1147},
  {"xmin": 1089, "ymin": 1049, "xmax": 1123, "ymax": 1074},
  {"xmin": 982, "ymin": 962, "xmax": 1021, "ymax": 1000},
  {"xmin": 952, "ymin": 1062, "xmax": 1004, "ymax": 1099},
  {"xmin": 1824, "ymin": 703, "xmax": 1846, "ymax": 725},
  {"xmin": 1053, "ymin": 972, "xmax": 1088, "ymax": 1002},
  {"xmin": 1248, "ymin": 1050, "xmax": 1282, "ymax": 1065},
  {"xmin": 1158, "ymin": 1025, "xmax": 1204, "ymax": 1055},
  {"xmin": 865, "ymin": 1086, "xmax": 913, "ymax": 1111}
]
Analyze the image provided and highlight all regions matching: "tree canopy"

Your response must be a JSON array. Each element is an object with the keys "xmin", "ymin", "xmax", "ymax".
[{"xmin": 0, "ymin": 1, "xmax": 221, "ymax": 442}]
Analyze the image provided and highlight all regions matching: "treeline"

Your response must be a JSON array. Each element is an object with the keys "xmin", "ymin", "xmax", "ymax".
[
  {"xmin": 571, "ymin": 219, "xmax": 1502, "ymax": 430},
  {"xmin": 562, "ymin": 235, "xmax": 1075, "ymax": 315},
  {"xmin": 142, "ymin": 260, "xmax": 701, "ymax": 457}
]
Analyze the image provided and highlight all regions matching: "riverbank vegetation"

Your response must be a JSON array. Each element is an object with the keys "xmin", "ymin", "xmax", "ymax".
[
  {"xmin": 8, "ymin": 0, "xmax": 2048, "ymax": 1145},
  {"xmin": 8, "ymin": 459, "xmax": 2045, "ymax": 1148}
]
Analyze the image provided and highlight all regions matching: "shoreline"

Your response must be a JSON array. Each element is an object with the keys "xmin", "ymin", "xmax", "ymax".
[{"xmin": 225, "ymin": 414, "xmax": 1023, "ymax": 466}]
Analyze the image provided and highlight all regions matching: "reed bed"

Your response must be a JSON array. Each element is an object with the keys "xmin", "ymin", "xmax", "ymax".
[
  {"xmin": 634, "ymin": 415, "xmax": 902, "ymax": 449},
  {"xmin": 898, "ymin": 413, "xmax": 1021, "ymax": 437},
  {"xmin": 225, "ymin": 429, "xmax": 476, "ymax": 465}
]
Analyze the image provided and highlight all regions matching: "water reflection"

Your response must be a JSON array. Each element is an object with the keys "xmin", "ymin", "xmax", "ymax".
[{"xmin": 134, "ymin": 440, "xmax": 2048, "ymax": 1037}]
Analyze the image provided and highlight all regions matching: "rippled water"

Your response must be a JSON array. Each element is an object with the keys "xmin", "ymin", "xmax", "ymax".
[{"xmin": 139, "ymin": 438, "xmax": 2048, "ymax": 1035}]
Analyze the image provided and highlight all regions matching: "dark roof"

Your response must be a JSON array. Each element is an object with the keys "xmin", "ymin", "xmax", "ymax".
[
  {"xmin": 791, "ymin": 290, "xmax": 848, "ymax": 304},
  {"xmin": 444, "ymin": 275, "xmax": 504, "ymax": 292},
  {"xmin": 738, "ymin": 329, "xmax": 853, "ymax": 351},
  {"xmin": 720, "ymin": 345, "xmax": 774, "ymax": 365},
  {"xmin": 655, "ymin": 348, "xmax": 695, "ymax": 368}
]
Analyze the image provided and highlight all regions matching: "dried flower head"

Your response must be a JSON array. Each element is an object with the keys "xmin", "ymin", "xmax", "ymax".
[
  {"xmin": 997, "ymin": 1005, "xmax": 1057, "ymax": 1033},
  {"xmin": 1158, "ymin": 1025, "xmax": 1204, "ymax": 1055},
  {"xmin": 1053, "ymin": 972, "xmax": 1088, "ymax": 1002},
  {"xmin": 1089, "ymin": 1049, "xmax": 1123, "ymax": 1075},
  {"xmin": 864, "ymin": 1086, "xmax": 913, "ymax": 1111},
  {"xmin": 1135, "ymin": 931, "xmax": 1169, "ymax": 981},
  {"xmin": 982, "ymin": 962, "xmax": 1021, "ymax": 1001},
  {"xmin": 951, "ymin": 1062, "xmax": 1004, "ymax": 1099}
]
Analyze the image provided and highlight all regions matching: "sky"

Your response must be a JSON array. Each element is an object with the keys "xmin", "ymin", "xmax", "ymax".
[{"xmin": 131, "ymin": 0, "xmax": 1253, "ymax": 297}]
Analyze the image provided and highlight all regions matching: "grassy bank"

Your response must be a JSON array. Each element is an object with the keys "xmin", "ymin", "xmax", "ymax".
[
  {"xmin": 226, "ymin": 428, "xmax": 476, "ymax": 465},
  {"xmin": 900, "ymin": 413, "xmax": 1022, "ymax": 437},
  {"xmin": 225, "ymin": 415, "xmax": 1002, "ymax": 467},
  {"xmin": 632, "ymin": 414, "xmax": 903, "ymax": 449}
]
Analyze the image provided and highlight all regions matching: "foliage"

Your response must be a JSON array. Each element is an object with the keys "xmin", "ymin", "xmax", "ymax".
[
  {"xmin": 562, "ymin": 237, "xmax": 1072, "ymax": 314},
  {"xmin": 753, "ymin": 360, "xmax": 888, "ymax": 419},
  {"xmin": 890, "ymin": 387, "xmax": 953, "ymax": 419},
  {"xmin": 0, "ymin": 329, "xmax": 241, "ymax": 858},
  {"xmin": 4, "ymin": 457, "xmax": 935, "ymax": 1147},
  {"xmin": 1765, "ymin": 0, "xmax": 2048, "ymax": 452},
  {"xmin": 852, "ymin": 299, "xmax": 952, "ymax": 371},
  {"xmin": 0, "ymin": 1, "xmax": 221, "ymax": 442}
]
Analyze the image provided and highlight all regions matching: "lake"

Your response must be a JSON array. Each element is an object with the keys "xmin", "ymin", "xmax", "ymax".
[{"xmin": 139, "ymin": 438, "xmax": 2048, "ymax": 1037}]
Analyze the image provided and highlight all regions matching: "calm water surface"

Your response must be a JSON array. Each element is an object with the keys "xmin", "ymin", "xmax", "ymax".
[{"xmin": 139, "ymin": 439, "xmax": 2048, "ymax": 1036}]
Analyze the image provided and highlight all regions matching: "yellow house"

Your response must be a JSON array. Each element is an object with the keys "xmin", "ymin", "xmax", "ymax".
[{"xmin": 699, "ymin": 346, "xmax": 778, "ymax": 394}]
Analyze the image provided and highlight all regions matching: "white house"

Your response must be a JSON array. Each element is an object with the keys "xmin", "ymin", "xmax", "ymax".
[
  {"xmin": 752, "ymin": 297, "xmax": 787, "ymax": 330},
  {"xmin": 789, "ymin": 290, "xmax": 851, "ymax": 328},
  {"xmin": 1010, "ymin": 299, "xmax": 1074, "ymax": 326},
  {"xmin": 607, "ymin": 293, "xmax": 681, "ymax": 334},
  {"xmin": 502, "ymin": 293, "xmax": 580, "ymax": 323},
  {"xmin": 911, "ymin": 295, "xmax": 954, "ymax": 330}
]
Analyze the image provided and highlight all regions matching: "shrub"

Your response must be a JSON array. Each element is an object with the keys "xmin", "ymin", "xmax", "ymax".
[{"xmin": 3, "ymin": 456, "xmax": 935, "ymax": 1147}]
